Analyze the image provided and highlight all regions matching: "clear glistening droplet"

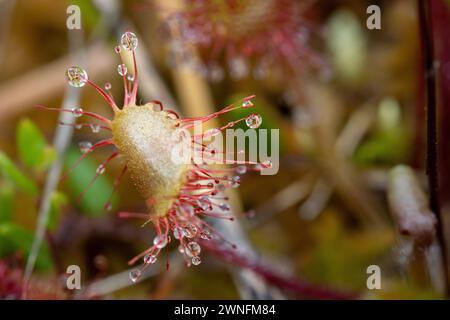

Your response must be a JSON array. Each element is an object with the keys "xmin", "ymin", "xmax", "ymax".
[
  {"xmin": 242, "ymin": 100, "xmax": 254, "ymax": 108},
  {"xmin": 185, "ymin": 241, "xmax": 201, "ymax": 257},
  {"xmin": 104, "ymin": 82, "xmax": 112, "ymax": 90},
  {"xmin": 120, "ymin": 31, "xmax": 138, "ymax": 51},
  {"xmin": 183, "ymin": 223, "xmax": 197, "ymax": 238},
  {"xmin": 245, "ymin": 113, "xmax": 262, "ymax": 129},
  {"xmin": 71, "ymin": 107, "xmax": 84, "ymax": 118},
  {"xmin": 127, "ymin": 74, "xmax": 135, "ymax": 82},
  {"xmin": 153, "ymin": 234, "xmax": 168, "ymax": 249},
  {"xmin": 129, "ymin": 269, "xmax": 141, "ymax": 283},
  {"xmin": 90, "ymin": 124, "xmax": 101, "ymax": 133},
  {"xmin": 143, "ymin": 254, "xmax": 157, "ymax": 265},
  {"xmin": 66, "ymin": 66, "xmax": 88, "ymax": 87},
  {"xmin": 200, "ymin": 230, "xmax": 212, "ymax": 240},
  {"xmin": 78, "ymin": 141, "xmax": 92, "ymax": 153},
  {"xmin": 118, "ymin": 64, "xmax": 128, "ymax": 76},
  {"xmin": 96, "ymin": 164, "xmax": 105, "ymax": 175},
  {"xmin": 191, "ymin": 256, "xmax": 201, "ymax": 266},
  {"xmin": 173, "ymin": 227, "xmax": 185, "ymax": 240}
]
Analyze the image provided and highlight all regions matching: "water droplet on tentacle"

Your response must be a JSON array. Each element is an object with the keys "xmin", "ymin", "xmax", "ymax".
[
  {"xmin": 153, "ymin": 234, "xmax": 168, "ymax": 249},
  {"xmin": 118, "ymin": 64, "xmax": 128, "ymax": 76},
  {"xmin": 78, "ymin": 141, "xmax": 92, "ymax": 153},
  {"xmin": 96, "ymin": 164, "xmax": 106, "ymax": 175},
  {"xmin": 129, "ymin": 269, "xmax": 141, "ymax": 283},
  {"xmin": 185, "ymin": 241, "xmax": 201, "ymax": 257},
  {"xmin": 120, "ymin": 31, "xmax": 138, "ymax": 51},
  {"xmin": 66, "ymin": 66, "xmax": 88, "ymax": 87},
  {"xmin": 183, "ymin": 224, "xmax": 198, "ymax": 238},
  {"xmin": 191, "ymin": 256, "xmax": 201, "ymax": 266},
  {"xmin": 143, "ymin": 254, "xmax": 157, "ymax": 265},
  {"xmin": 71, "ymin": 107, "xmax": 84, "ymax": 118},
  {"xmin": 90, "ymin": 124, "xmax": 101, "ymax": 133},
  {"xmin": 242, "ymin": 100, "xmax": 254, "ymax": 108},
  {"xmin": 245, "ymin": 113, "xmax": 262, "ymax": 129}
]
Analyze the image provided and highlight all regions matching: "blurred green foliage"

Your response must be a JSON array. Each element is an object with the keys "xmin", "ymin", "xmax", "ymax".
[
  {"xmin": 64, "ymin": 147, "xmax": 116, "ymax": 216},
  {"xmin": 17, "ymin": 118, "xmax": 56, "ymax": 171},
  {"xmin": 354, "ymin": 98, "xmax": 409, "ymax": 165}
]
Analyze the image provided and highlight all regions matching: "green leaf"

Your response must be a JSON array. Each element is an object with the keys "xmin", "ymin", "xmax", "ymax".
[
  {"xmin": 47, "ymin": 191, "xmax": 68, "ymax": 230},
  {"xmin": 0, "ymin": 223, "xmax": 53, "ymax": 271},
  {"xmin": 0, "ymin": 182, "xmax": 14, "ymax": 222},
  {"xmin": 65, "ymin": 147, "xmax": 116, "ymax": 216},
  {"xmin": 0, "ymin": 151, "xmax": 38, "ymax": 195},
  {"xmin": 17, "ymin": 118, "xmax": 47, "ymax": 169}
]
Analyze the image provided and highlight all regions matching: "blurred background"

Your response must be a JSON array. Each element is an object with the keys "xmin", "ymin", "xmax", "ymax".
[{"xmin": 0, "ymin": 0, "xmax": 449, "ymax": 299}]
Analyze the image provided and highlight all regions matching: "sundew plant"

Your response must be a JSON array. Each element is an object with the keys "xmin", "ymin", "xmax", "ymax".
[{"xmin": 0, "ymin": 0, "xmax": 449, "ymax": 302}]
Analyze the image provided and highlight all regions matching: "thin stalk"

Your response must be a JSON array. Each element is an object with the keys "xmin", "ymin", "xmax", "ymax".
[{"xmin": 418, "ymin": 0, "xmax": 450, "ymax": 295}]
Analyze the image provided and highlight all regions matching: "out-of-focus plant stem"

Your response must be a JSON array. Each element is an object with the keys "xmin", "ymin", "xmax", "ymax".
[
  {"xmin": 418, "ymin": 0, "xmax": 450, "ymax": 295},
  {"xmin": 22, "ymin": 30, "xmax": 85, "ymax": 299},
  {"xmin": 205, "ymin": 243, "xmax": 357, "ymax": 300},
  {"xmin": 295, "ymin": 80, "xmax": 387, "ymax": 228}
]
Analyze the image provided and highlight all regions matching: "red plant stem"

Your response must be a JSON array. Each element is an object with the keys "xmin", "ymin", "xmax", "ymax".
[
  {"xmin": 418, "ymin": 0, "xmax": 450, "ymax": 295},
  {"xmin": 205, "ymin": 243, "xmax": 356, "ymax": 300}
]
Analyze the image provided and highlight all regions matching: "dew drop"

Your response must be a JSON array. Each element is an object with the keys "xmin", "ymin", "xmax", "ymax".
[
  {"xmin": 191, "ymin": 256, "xmax": 202, "ymax": 266},
  {"xmin": 173, "ymin": 227, "xmax": 185, "ymax": 240},
  {"xmin": 153, "ymin": 234, "xmax": 168, "ymax": 249},
  {"xmin": 114, "ymin": 46, "xmax": 121, "ymax": 54},
  {"xmin": 71, "ymin": 107, "xmax": 84, "ymax": 118},
  {"xmin": 120, "ymin": 31, "xmax": 138, "ymax": 51},
  {"xmin": 127, "ymin": 74, "xmax": 135, "ymax": 82},
  {"xmin": 178, "ymin": 244, "xmax": 185, "ymax": 253},
  {"xmin": 104, "ymin": 82, "xmax": 112, "ymax": 90},
  {"xmin": 78, "ymin": 141, "xmax": 92, "ymax": 153},
  {"xmin": 129, "ymin": 269, "xmax": 141, "ymax": 283},
  {"xmin": 242, "ymin": 100, "xmax": 254, "ymax": 108},
  {"xmin": 185, "ymin": 241, "xmax": 201, "ymax": 257},
  {"xmin": 118, "ymin": 64, "xmax": 128, "ymax": 76},
  {"xmin": 66, "ymin": 66, "xmax": 88, "ymax": 87},
  {"xmin": 245, "ymin": 113, "xmax": 262, "ymax": 129},
  {"xmin": 96, "ymin": 164, "xmax": 106, "ymax": 175},
  {"xmin": 183, "ymin": 223, "xmax": 198, "ymax": 238},
  {"xmin": 90, "ymin": 124, "xmax": 101, "ymax": 133},
  {"xmin": 236, "ymin": 165, "xmax": 247, "ymax": 175},
  {"xmin": 200, "ymin": 230, "xmax": 212, "ymax": 240},
  {"xmin": 143, "ymin": 254, "xmax": 157, "ymax": 265}
]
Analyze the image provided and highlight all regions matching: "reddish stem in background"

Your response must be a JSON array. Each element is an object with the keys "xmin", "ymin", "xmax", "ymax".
[
  {"xmin": 204, "ymin": 242, "xmax": 356, "ymax": 300},
  {"xmin": 418, "ymin": 0, "xmax": 450, "ymax": 295}
]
